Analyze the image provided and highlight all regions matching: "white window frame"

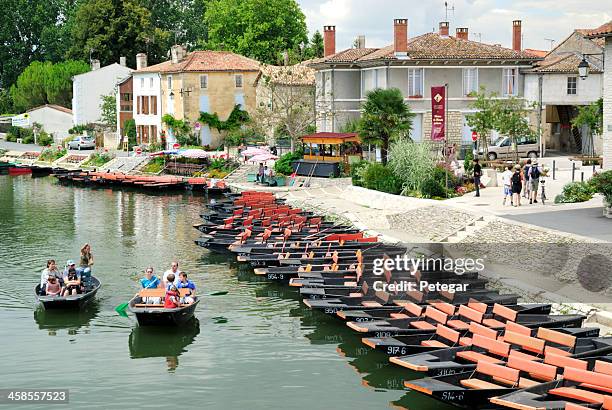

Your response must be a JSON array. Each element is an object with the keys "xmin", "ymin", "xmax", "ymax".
[
  {"xmin": 167, "ymin": 75, "xmax": 173, "ymax": 90},
  {"xmin": 502, "ymin": 68, "xmax": 518, "ymax": 96},
  {"xmin": 462, "ymin": 68, "xmax": 479, "ymax": 96},
  {"xmin": 149, "ymin": 77, "xmax": 153, "ymax": 88},
  {"xmin": 140, "ymin": 78, "xmax": 144, "ymax": 88},
  {"xmin": 200, "ymin": 74, "xmax": 208, "ymax": 89},
  {"xmin": 408, "ymin": 68, "xmax": 424, "ymax": 97},
  {"xmin": 567, "ymin": 76, "xmax": 577, "ymax": 95},
  {"xmin": 235, "ymin": 74, "xmax": 243, "ymax": 88}
]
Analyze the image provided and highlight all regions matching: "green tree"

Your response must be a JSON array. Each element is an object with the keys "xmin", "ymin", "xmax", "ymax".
[
  {"xmin": 0, "ymin": 89, "xmax": 13, "ymax": 114},
  {"xmin": 100, "ymin": 93, "xmax": 117, "ymax": 128},
  {"xmin": 466, "ymin": 87, "xmax": 499, "ymax": 158},
  {"xmin": 572, "ymin": 98, "xmax": 603, "ymax": 157},
  {"xmin": 358, "ymin": 88, "xmax": 414, "ymax": 165},
  {"xmin": 495, "ymin": 96, "xmax": 536, "ymax": 161},
  {"xmin": 140, "ymin": 0, "xmax": 208, "ymax": 49},
  {"xmin": 0, "ymin": 0, "xmax": 70, "ymax": 88},
  {"xmin": 67, "ymin": 0, "xmax": 171, "ymax": 67},
  {"xmin": 304, "ymin": 30, "xmax": 324, "ymax": 59},
  {"xmin": 9, "ymin": 60, "xmax": 89, "ymax": 112},
  {"xmin": 10, "ymin": 61, "xmax": 51, "ymax": 112},
  {"xmin": 45, "ymin": 60, "xmax": 90, "ymax": 107},
  {"xmin": 124, "ymin": 118, "xmax": 137, "ymax": 150},
  {"xmin": 204, "ymin": 0, "xmax": 308, "ymax": 64}
]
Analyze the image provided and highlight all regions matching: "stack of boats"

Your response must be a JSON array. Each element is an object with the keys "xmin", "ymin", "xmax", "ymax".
[{"xmin": 197, "ymin": 191, "xmax": 612, "ymax": 409}]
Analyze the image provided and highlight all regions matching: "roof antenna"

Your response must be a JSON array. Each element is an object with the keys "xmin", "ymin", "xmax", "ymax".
[
  {"xmin": 444, "ymin": 1, "xmax": 455, "ymax": 22},
  {"xmin": 545, "ymin": 38, "xmax": 555, "ymax": 49}
]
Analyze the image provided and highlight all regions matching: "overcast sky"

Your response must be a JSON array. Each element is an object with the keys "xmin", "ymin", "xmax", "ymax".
[{"xmin": 297, "ymin": 0, "xmax": 611, "ymax": 51}]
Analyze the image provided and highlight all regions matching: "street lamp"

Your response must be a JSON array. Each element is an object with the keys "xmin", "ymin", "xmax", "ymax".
[{"xmin": 578, "ymin": 57, "xmax": 590, "ymax": 80}]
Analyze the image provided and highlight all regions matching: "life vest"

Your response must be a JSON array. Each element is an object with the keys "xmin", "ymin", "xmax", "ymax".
[{"xmin": 164, "ymin": 290, "xmax": 180, "ymax": 308}]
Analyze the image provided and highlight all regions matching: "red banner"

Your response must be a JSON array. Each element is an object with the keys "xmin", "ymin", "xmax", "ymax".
[{"xmin": 431, "ymin": 86, "xmax": 446, "ymax": 141}]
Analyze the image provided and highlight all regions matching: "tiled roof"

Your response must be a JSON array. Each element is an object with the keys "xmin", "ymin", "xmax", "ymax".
[
  {"xmin": 524, "ymin": 49, "xmax": 548, "ymax": 58},
  {"xmin": 27, "ymin": 104, "xmax": 73, "ymax": 115},
  {"xmin": 137, "ymin": 50, "xmax": 261, "ymax": 73},
  {"xmin": 311, "ymin": 32, "xmax": 538, "ymax": 66},
  {"xmin": 527, "ymin": 53, "xmax": 603, "ymax": 74},
  {"xmin": 584, "ymin": 21, "xmax": 612, "ymax": 38},
  {"xmin": 259, "ymin": 63, "xmax": 315, "ymax": 86}
]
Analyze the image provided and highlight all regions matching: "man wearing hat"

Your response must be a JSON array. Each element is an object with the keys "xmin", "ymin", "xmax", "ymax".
[{"xmin": 528, "ymin": 160, "xmax": 541, "ymax": 204}]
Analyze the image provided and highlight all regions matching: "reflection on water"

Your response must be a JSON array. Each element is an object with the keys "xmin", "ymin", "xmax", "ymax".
[
  {"xmin": 2, "ymin": 175, "xmax": 453, "ymax": 409},
  {"xmin": 33, "ymin": 302, "xmax": 100, "ymax": 335},
  {"xmin": 129, "ymin": 319, "xmax": 200, "ymax": 372}
]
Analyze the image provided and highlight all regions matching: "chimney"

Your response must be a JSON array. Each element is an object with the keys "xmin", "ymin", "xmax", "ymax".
[
  {"xmin": 323, "ymin": 25, "xmax": 336, "ymax": 57},
  {"xmin": 171, "ymin": 45, "xmax": 184, "ymax": 64},
  {"xmin": 136, "ymin": 53, "xmax": 147, "ymax": 70},
  {"xmin": 356, "ymin": 35, "xmax": 366, "ymax": 49},
  {"xmin": 439, "ymin": 21, "xmax": 450, "ymax": 37},
  {"xmin": 394, "ymin": 19, "xmax": 408, "ymax": 56},
  {"xmin": 512, "ymin": 20, "xmax": 522, "ymax": 51},
  {"xmin": 91, "ymin": 59, "xmax": 100, "ymax": 71},
  {"xmin": 456, "ymin": 27, "xmax": 469, "ymax": 40},
  {"xmin": 119, "ymin": 56, "xmax": 126, "ymax": 67}
]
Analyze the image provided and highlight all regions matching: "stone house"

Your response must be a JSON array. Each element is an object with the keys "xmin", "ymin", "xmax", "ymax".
[
  {"xmin": 25, "ymin": 104, "xmax": 73, "ymax": 142},
  {"xmin": 131, "ymin": 54, "xmax": 162, "ymax": 146},
  {"xmin": 135, "ymin": 46, "xmax": 260, "ymax": 147},
  {"xmin": 308, "ymin": 20, "xmax": 538, "ymax": 150},
  {"xmin": 586, "ymin": 21, "xmax": 612, "ymax": 170},
  {"xmin": 524, "ymin": 29, "xmax": 604, "ymax": 155}
]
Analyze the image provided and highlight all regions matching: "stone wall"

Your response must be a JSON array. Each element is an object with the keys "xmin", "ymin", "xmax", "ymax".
[{"xmin": 422, "ymin": 110, "xmax": 463, "ymax": 144}]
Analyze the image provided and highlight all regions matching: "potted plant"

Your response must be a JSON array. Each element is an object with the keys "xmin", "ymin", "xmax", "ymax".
[{"xmin": 589, "ymin": 170, "xmax": 612, "ymax": 218}]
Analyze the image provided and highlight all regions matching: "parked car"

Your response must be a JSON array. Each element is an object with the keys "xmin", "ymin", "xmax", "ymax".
[
  {"xmin": 68, "ymin": 135, "xmax": 96, "ymax": 150},
  {"xmin": 481, "ymin": 136, "xmax": 539, "ymax": 160}
]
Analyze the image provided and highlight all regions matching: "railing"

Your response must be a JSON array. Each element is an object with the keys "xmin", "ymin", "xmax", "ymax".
[{"xmin": 163, "ymin": 162, "xmax": 205, "ymax": 176}]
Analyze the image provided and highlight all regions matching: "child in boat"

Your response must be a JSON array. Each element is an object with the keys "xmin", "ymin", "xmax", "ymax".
[
  {"xmin": 45, "ymin": 274, "xmax": 62, "ymax": 297},
  {"xmin": 62, "ymin": 265, "xmax": 82, "ymax": 296},
  {"xmin": 164, "ymin": 285, "xmax": 180, "ymax": 309},
  {"xmin": 176, "ymin": 272, "xmax": 196, "ymax": 304}
]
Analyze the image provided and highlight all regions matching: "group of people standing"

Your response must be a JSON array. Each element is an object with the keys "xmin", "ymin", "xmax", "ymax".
[
  {"xmin": 501, "ymin": 159, "xmax": 542, "ymax": 207},
  {"xmin": 140, "ymin": 261, "xmax": 197, "ymax": 308},
  {"xmin": 256, "ymin": 162, "xmax": 274, "ymax": 184},
  {"xmin": 39, "ymin": 244, "xmax": 94, "ymax": 296}
]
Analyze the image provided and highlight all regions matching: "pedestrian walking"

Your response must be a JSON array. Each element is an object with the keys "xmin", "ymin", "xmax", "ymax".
[
  {"xmin": 522, "ymin": 159, "xmax": 532, "ymax": 199},
  {"xmin": 528, "ymin": 160, "xmax": 541, "ymax": 204},
  {"xmin": 511, "ymin": 164, "xmax": 522, "ymax": 206},
  {"xmin": 501, "ymin": 165, "xmax": 513, "ymax": 206},
  {"xmin": 473, "ymin": 158, "xmax": 482, "ymax": 197}
]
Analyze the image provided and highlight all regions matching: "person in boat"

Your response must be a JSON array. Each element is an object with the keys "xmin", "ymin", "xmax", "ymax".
[
  {"xmin": 62, "ymin": 263, "xmax": 82, "ymax": 296},
  {"xmin": 164, "ymin": 285, "xmax": 181, "ymax": 309},
  {"xmin": 40, "ymin": 259, "xmax": 63, "ymax": 295},
  {"xmin": 176, "ymin": 272, "xmax": 196, "ymax": 305},
  {"xmin": 162, "ymin": 262, "xmax": 181, "ymax": 288},
  {"xmin": 45, "ymin": 274, "xmax": 62, "ymax": 297},
  {"xmin": 77, "ymin": 243, "xmax": 94, "ymax": 280},
  {"xmin": 140, "ymin": 267, "xmax": 161, "ymax": 304}
]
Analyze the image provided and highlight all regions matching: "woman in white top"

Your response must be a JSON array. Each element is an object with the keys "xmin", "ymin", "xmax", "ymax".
[{"xmin": 40, "ymin": 259, "xmax": 63, "ymax": 295}]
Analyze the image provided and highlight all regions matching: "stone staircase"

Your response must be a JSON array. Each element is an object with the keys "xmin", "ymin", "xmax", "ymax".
[
  {"xmin": 102, "ymin": 155, "xmax": 149, "ymax": 173},
  {"xmin": 439, "ymin": 215, "xmax": 494, "ymax": 243},
  {"xmin": 224, "ymin": 162, "xmax": 259, "ymax": 183}
]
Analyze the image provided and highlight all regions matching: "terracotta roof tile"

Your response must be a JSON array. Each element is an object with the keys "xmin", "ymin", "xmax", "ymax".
[
  {"xmin": 137, "ymin": 50, "xmax": 261, "ymax": 73},
  {"xmin": 524, "ymin": 49, "xmax": 548, "ymax": 58},
  {"xmin": 313, "ymin": 33, "xmax": 538, "ymax": 65},
  {"xmin": 584, "ymin": 21, "xmax": 612, "ymax": 38},
  {"xmin": 527, "ymin": 53, "xmax": 603, "ymax": 74}
]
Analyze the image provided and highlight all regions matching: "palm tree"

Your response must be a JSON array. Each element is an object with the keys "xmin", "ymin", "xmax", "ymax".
[{"xmin": 358, "ymin": 88, "xmax": 414, "ymax": 165}]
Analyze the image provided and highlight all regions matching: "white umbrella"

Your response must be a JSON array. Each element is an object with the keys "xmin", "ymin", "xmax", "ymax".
[
  {"xmin": 180, "ymin": 149, "xmax": 210, "ymax": 158},
  {"xmin": 249, "ymin": 153, "xmax": 278, "ymax": 162},
  {"xmin": 241, "ymin": 147, "xmax": 269, "ymax": 157}
]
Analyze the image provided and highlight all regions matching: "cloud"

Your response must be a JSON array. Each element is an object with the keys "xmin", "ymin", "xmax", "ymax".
[{"xmin": 297, "ymin": 0, "xmax": 611, "ymax": 51}]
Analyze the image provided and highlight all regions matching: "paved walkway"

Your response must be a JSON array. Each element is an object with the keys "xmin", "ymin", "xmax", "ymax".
[{"xmin": 0, "ymin": 139, "xmax": 128, "ymax": 157}]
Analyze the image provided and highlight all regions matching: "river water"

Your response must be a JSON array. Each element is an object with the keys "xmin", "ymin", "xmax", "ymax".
[{"xmin": 0, "ymin": 175, "xmax": 452, "ymax": 409}]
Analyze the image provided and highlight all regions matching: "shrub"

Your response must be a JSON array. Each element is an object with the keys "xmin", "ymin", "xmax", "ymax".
[
  {"xmin": 554, "ymin": 182, "xmax": 594, "ymax": 203},
  {"xmin": 432, "ymin": 163, "xmax": 460, "ymax": 189},
  {"xmin": 37, "ymin": 131, "xmax": 53, "ymax": 146},
  {"xmin": 350, "ymin": 160, "xmax": 370, "ymax": 186},
  {"xmin": 274, "ymin": 151, "xmax": 302, "ymax": 175},
  {"xmin": 38, "ymin": 147, "xmax": 67, "ymax": 162},
  {"xmin": 83, "ymin": 152, "xmax": 114, "ymax": 167},
  {"xmin": 362, "ymin": 163, "xmax": 402, "ymax": 194},
  {"xmin": 589, "ymin": 170, "xmax": 612, "ymax": 204},
  {"xmin": 6, "ymin": 132, "xmax": 17, "ymax": 142},
  {"xmin": 387, "ymin": 138, "xmax": 435, "ymax": 193},
  {"xmin": 142, "ymin": 157, "xmax": 166, "ymax": 173},
  {"xmin": 463, "ymin": 149, "xmax": 474, "ymax": 177},
  {"xmin": 209, "ymin": 158, "xmax": 228, "ymax": 170},
  {"xmin": 420, "ymin": 178, "xmax": 447, "ymax": 198}
]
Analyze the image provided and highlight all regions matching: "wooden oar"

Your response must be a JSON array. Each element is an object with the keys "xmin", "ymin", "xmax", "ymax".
[{"xmin": 114, "ymin": 290, "xmax": 228, "ymax": 316}]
